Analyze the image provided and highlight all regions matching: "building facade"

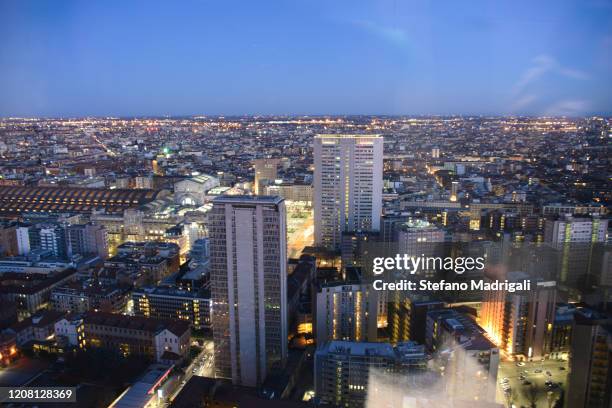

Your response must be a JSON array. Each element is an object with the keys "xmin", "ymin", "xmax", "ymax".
[
  {"xmin": 480, "ymin": 272, "xmax": 556, "ymax": 359},
  {"xmin": 314, "ymin": 279, "xmax": 378, "ymax": 345},
  {"xmin": 313, "ymin": 135, "xmax": 383, "ymax": 250},
  {"xmin": 83, "ymin": 312, "xmax": 190, "ymax": 362},
  {"xmin": 253, "ymin": 158, "xmax": 279, "ymax": 195},
  {"xmin": 132, "ymin": 286, "xmax": 211, "ymax": 329},
  {"xmin": 209, "ymin": 195, "xmax": 288, "ymax": 387},
  {"xmin": 314, "ymin": 340, "xmax": 427, "ymax": 408},
  {"xmin": 567, "ymin": 309, "xmax": 612, "ymax": 408}
]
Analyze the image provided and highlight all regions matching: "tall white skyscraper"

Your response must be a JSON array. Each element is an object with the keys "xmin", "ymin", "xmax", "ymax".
[
  {"xmin": 313, "ymin": 134, "xmax": 383, "ymax": 250},
  {"xmin": 209, "ymin": 195, "xmax": 288, "ymax": 387}
]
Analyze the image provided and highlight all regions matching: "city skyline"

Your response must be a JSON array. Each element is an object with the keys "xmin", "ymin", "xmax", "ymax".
[
  {"xmin": 0, "ymin": 115, "xmax": 609, "ymax": 407},
  {"xmin": 0, "ymin": 1, "xmax": 610, "ymax": 404},
  {"xmin": 1, "ymin": 0, "xmax": 612, "ymax": 117}
]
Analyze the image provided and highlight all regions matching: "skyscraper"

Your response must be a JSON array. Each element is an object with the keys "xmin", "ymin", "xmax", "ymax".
[
  {"xmin": 209, "ymin": 195, "xmax": 288, "ymax": 387},
  {"xmin": 313, "ymin": 134, "xmax": 383, "ymax": 250}
]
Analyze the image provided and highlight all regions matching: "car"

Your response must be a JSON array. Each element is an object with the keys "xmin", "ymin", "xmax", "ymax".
[
  {"xmin": 516, "ymin": 361, "xmax": 525, "ymax": 367},
  {"xmin": 522, "ymin": 380, "xmax": 532, "ymax": 386},
  {"xmin": 534, "ymin": 369, "xmax": 542, "ymax": 373},
  {"xmin": 559, "ymin": 366, "xmax": 566, "ymax": 370},
  {"xmin": 546, "ymin": 371, "xmax": 552, "ymax": 376},
  {"xmin": 519, "ymin": 375, "xmax": 525, "ymax": 380}
]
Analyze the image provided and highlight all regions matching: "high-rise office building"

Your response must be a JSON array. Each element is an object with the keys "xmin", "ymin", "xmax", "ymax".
[
  {"xmin": 313, "ymin": 134, "xmax": 383, "ymax": 250},
  {"xmin": 253, "ymin": 158, "xmax": 280, "ymax": 195},
  {"xmin": 209, "ymin": 195, "xmax": 288, "ymax": 387}
]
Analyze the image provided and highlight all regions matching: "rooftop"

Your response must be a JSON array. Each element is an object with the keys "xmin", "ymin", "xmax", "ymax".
[
  {"xmin": 212, "ymin": 195, "xmax": 284, "ymax": 205},
  {"xmin": 83, "ymin": 311, "xmax": 190, "ymax": 337}
]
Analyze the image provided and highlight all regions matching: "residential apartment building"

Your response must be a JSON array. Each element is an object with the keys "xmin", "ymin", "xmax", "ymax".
[
  {"xmin": 313, "ymin": 134, "xmax": 383, "ymax": 250},
  {"xmin": 480, "ymin": 272, "xmax": 556, "ymax": 359},
  {"xmin": 315, "ymin": 340, "xmax": 427, "ymax": 408}
]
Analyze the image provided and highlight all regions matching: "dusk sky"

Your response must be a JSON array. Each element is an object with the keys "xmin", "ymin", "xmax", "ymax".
[{"xmin": 1, "ymin": 0, "xmax": 611, "ymax": 117}]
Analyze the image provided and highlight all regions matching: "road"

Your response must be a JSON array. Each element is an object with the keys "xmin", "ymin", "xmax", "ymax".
[
  {"xmin": 0, "ymin": 357, "xmax": 50, "ymax": 386},
  {"xmin": 496, "ymin": 358, "xmax": 568, "ymax": 407},
  {"xmin": 165, "ymin": 340, "xmax": 214, "ymax": 405}
]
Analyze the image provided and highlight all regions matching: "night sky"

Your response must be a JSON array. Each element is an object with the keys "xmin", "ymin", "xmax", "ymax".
[{"xmin": 1, "ymin": 0, "xmax": 611, "ymax": 116}]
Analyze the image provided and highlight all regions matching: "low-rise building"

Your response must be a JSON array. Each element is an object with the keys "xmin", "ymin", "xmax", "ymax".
[
  {"xmin": 54, "ymin": 314, "xmax": 84, "ymax": 348},
  {"xmin": 132, "ymin": 286, "xmax": 211, "ymax": 329},
  {"xmin": 83, "ymin": 312, "xmax": 190, "ymax": 362},
  {"xmin": 0, "ymin": 268, "xmax": 78, "ymax": 317},
  {"xmin": 51, "ymin": 281, "xmax": 128, "ymax": 314}
]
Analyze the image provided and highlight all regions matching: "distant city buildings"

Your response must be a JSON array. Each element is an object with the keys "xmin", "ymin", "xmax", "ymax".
[
  {"xmin": 313, "ymin": 134, "xmax": 383, "ymax": 250},
  {"xmin": 102, "ymin": 241, "xmax": 180, "ymax": 286},
  {"xmin": 253, "ymin": 158, "xmax": 280, "ymax": 195},
  {"xmin": 0, "ymin": 186, "xmax": 167, "ymax": 215},
  {"xmin": 264, "ymin": 183, "xmax": 312, "ymax": 204},
  {"xmin": 174, "ymin": 175, "xmax": 219, "ymax": 206},
  {"xmin": 0, "ymin": 115, "xmax": 609, "ymax": 404}
]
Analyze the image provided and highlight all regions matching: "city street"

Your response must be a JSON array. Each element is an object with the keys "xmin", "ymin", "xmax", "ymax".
[
  {"xmin": 166, "ymin": 340, "xmax": 214, "ymax": 404},
  {"xmin": 496, "ymin": 359, "xmax": 568, "ymax": 407}
]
